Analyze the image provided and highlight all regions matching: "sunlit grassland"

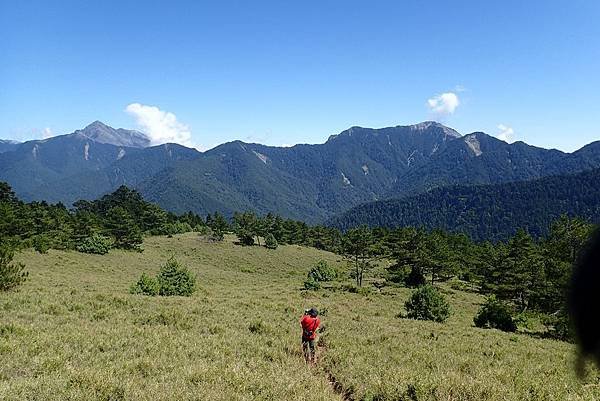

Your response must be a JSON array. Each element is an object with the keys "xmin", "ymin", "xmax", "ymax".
[{"xmin": 1, "ymin": 233, "xmax": 598, "ymax": 400}]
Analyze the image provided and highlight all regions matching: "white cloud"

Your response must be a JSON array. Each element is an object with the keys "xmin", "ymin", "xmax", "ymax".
[
  {"xmin": 125, "ymin": 103, "xmax": 199, "ymax": 148},
  {"xmin": 427, "ymin": 92, "xmax": 460, "ymax": 118},
  {"xmin": 41, "ymin": 127, "xmax": 53, "ymax": 139},
  {"xmin": 496, "ymin": 124, "xmax": 515, "ymax": 143}
]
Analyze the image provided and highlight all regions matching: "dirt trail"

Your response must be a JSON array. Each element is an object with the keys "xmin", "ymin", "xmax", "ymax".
[
  {"xmin": 316, "ymin": 345, "xmax": 354, "ymax": 401},
  {"xmin": 326, "ymin": 371, "xmax": 353, "ymax": 401}
]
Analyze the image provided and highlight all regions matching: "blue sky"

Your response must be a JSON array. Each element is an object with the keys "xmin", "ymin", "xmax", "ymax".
[{"xmin": 1, "ymin": 1, "xmax": 599, "ymax": 151}]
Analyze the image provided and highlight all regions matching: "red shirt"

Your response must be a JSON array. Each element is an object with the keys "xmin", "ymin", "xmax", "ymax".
[{"xmin": 300, "ymin": 315, "xmax": 320, "ymax": 340}]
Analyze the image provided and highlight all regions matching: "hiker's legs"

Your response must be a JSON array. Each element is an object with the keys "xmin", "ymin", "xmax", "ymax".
[
  {"xmin": 308, "ymin": 339, "xmax": 316, "ymax": 363},
  {"xmin": 302, "ymin": 339, "xmax": 310, "ymax": 362},
  {"xmin": 302, "ymin": 338, "xmax": 316, "ymax": 363}
]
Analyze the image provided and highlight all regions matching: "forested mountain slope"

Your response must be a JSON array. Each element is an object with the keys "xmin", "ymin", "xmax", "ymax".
[
  {"xmin": 1, "ymin": 120, "xmax": 599, "ymax": 223},
  {"xmin": 329, "ymin": 168, "xmax": 600, "ymax": 240}
]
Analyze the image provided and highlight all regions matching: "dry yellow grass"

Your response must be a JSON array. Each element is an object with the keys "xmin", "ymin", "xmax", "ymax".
[{"xmin": 0, "ymin": 233, "xmax": 598, "ymax": 400}]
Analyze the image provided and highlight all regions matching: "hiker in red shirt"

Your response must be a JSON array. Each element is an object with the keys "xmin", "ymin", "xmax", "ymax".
[{"xmin": 300, "ymin": 307, "xmax": 320, "ymax": 364}]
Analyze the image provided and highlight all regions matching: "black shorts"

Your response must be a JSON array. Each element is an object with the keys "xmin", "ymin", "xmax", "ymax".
[{"xmin": 302, "ymin": 337, "xmax": 315, "ymax": 350}]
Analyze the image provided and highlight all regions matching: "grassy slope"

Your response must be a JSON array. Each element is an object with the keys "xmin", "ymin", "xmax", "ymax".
[{"xmin": 1, "ymin": 234, "xmax": 598, "ymax": 400}]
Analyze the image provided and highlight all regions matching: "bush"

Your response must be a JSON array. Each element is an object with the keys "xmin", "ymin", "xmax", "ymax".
[
  {"xmin": 77, "ymin": 234, "xmax": 113, "ymax": 255},
  {"xmin": 265, "ymin": 233, "xmax": 278, "ymax": 249},
  {"xmin": 303, "ymin": 278, "xmax": 321, "ymax": 291},
  {"xmin": 33, "ymin": 235, "xmax": 51, "ymax": 254},
  {"xmin": 308, "ymin": 260, "xmax": 337, "ymax": 282},
  {"xmin": 211, "ymin": 228, "xmax": 225, "ymax": 242},
  {"xmin": 474, "ymin": 296, "xmax": 517, "ymax": 332},
  {"xmin": 130, "ymin": 273, "xmax": 160, "ymax": 296},
  {"xmin": 195, "ymin": 225, "xmax": 212, "ymax": 236},
  {"xmin": 543, "ymin": 309, "xmax": 573, "ymax": 341},
  {"xmin": 157, "ymin": 257, "xmax": 196, "ymax": 296},
  {"xmin": 405, "ymin": 265, "xmax": 426, "ymax": 287},
  {"xmin": 0, "ymin": 246, "xmax": 28, "ymax": 291},
  {"xmin": 405, "ymin": 285, "xmax": 450, "ymax": 323},
  {"xmin": 157, "ymin": 221, "xmax": 193, "ymax": 236},
  {"xmin": 237, "ymin": 229, "xmax": 255, "ymax": 246},
  {"xmin": 340, "ymin": 283, "xmax": 373, "ymax": 296}
]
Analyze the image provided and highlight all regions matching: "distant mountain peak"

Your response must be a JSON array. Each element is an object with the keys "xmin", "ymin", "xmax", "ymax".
[
  {"xmin": 76, "ymin": 121, "xmax": 150, "ymax": 148},
  {"xmin": 327, "ymin": 121, "xmax": 461, "ymax": 142},
  {"xmin": 85, "ymin": 120, "xmax": 110, "ymax": 129},
  {"xmin": 409, "ymin": 121, "xmax": 461, "ymax": 138}
]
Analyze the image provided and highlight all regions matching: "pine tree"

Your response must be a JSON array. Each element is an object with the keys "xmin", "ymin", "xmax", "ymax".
[
  {"xmin": 209, "ymin": 212, "xmax": 229, "ymax": 241},
  {"xmin": 0, "ymin": 245, "xmax": 28, "ymax": 291},
  {"xmin": 265, "ymin": 233, "xmax": 278, "ymax": 249},
  {"xmin": 540, "ymin": 215, "xmax": 594, "ymax": 313},
  {"xmin": 105, "ymin": 207, "xmax": 143, "ymax": 250},
  {"xmin": 233, "ymin": 212, "xmax": 257, "ymax": 246},
  {"xmin": 387, "ymin": 228, "xmax": 431, "ymax": 285},
  {"xmin": 496, "ymin": 229, "xmax": 545, "ymax": 312},
  {"xmin": 142, "ymin": 203, "xmax": 169, "ymax": 234},
  {"xmin": 342, "ymin": 226, "xmax": 376, "ymax": 287}
]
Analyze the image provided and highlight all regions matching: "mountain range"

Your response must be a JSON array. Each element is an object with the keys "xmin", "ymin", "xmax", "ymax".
[{"xmin": 1, "ymin": 121, "xmax": 599, "ymax": 226}]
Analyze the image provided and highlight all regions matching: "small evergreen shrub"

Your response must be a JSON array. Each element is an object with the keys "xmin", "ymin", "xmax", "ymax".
[
  {"xmin": 543, "ymin": 309, "xmax": 573, "ymax": 342},
  {"xmin": 265, "ymin": 233, "xmax": 278, "ymax": 249},
  {"xmin": 195, "ymin": 225, "xmax": 212, "ymax": 236},
  {"xmin": 211, "ymin": 228, "xmax": 225, "ymax": 242},
  {"xmin": 77, "ymin": 234, "xmax": 113, "ymax": 255},
  {"xmin": 159, "ymin": 221, "xmax": 193, "ymax": 236},
  {"xmin": 237, "ymin": 229, "xmax": 255, "ymax": 246},
  {"xmin": 0, "ymin": 246, "xmax": 28, "ymax": 291},
  {"xmin": 303, "ymin": 278, "xmax": 321, "ymax": 291},
  {"xmin": 308, "ymin": 260, "xmax": 337, "ymax": 282},
  {"xmin": 405, "ymin": 265, "xmax": 426, "ymax": 288},
  {"xmin": 340, "ymin": 283, "xmax": 373, "ymax": 295},
  {"xmin": 33, "ymin": 235, "xmax": 51, "ymax": 254},
  {"xmin": 157, "ymin": 257, "xmax": 196, "ymax": 296},
  {"xmin": 130, "ymin": 273, "xmax": 160, "ymax": 296},
  {"xmin": 405, "ymin": 285, "xmax": 450, "ymax": 323},
  {"xmin": 303, "ymin": 260, "xmax": 337, "ymax": 291},
  {"xmin": 474, "ymin": 296, "xmax": 517, "ymax": 332}
]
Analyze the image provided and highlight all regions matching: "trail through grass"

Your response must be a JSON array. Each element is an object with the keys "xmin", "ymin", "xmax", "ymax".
[{"xmin": 1, "ymin": 233, "xmax": 598, "ymax": 400}]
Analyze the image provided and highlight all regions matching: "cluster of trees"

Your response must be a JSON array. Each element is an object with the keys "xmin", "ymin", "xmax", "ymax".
[
  {"xmin": 333, "ymin": 216, "xmax": 596, "ymax": 338},
  {"xmin": 0, "ymin": 183, "xmax": 203, "ymax": 253},
  {"xmin": 231, "ymin": 211, "xmax": 342, "ymax": 251},
  {"xmin": 228, "ymin": 208, "xmax": 595, "ymax": 338}
]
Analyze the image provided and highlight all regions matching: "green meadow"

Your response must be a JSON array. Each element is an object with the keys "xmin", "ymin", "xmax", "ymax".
[{"xmin": 1, "ymin": 233, "xmax": 598, "ymax": 400}]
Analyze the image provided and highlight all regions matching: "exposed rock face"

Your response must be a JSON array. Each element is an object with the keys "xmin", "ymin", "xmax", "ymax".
[
  {"xmin": 75, "ymin": 121, "xmax": 150, "ymax": 148},
  {"xmin": 464, "ymin": 135, "xmax": 482, "ymax": 156}
]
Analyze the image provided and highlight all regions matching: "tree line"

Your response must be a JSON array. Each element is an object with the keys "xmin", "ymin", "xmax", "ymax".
[
  {"xmin": 0, "ymin": 183, "xmax": 204, "ymax": 253},
  {"xmin": 327, "ymin": 218, "xmax": 595, "ymax": 339},
  {"xmin": 2, "ymin": 181, "xmax": 596, "ymax": 339}
]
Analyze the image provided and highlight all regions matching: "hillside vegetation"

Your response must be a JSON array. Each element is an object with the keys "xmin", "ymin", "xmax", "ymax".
[
  {"xmin": 330, "ymin": 168, "xmax": 600, "ymax": 241},
  {"xmin": 1, "ymin": 233, "xmax": 598, "ymax": 401}
]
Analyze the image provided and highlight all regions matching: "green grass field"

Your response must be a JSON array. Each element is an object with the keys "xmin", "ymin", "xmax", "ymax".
[{"xmin": 1, "ymin": 233, "xmax": 598, "ymax": 400}]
